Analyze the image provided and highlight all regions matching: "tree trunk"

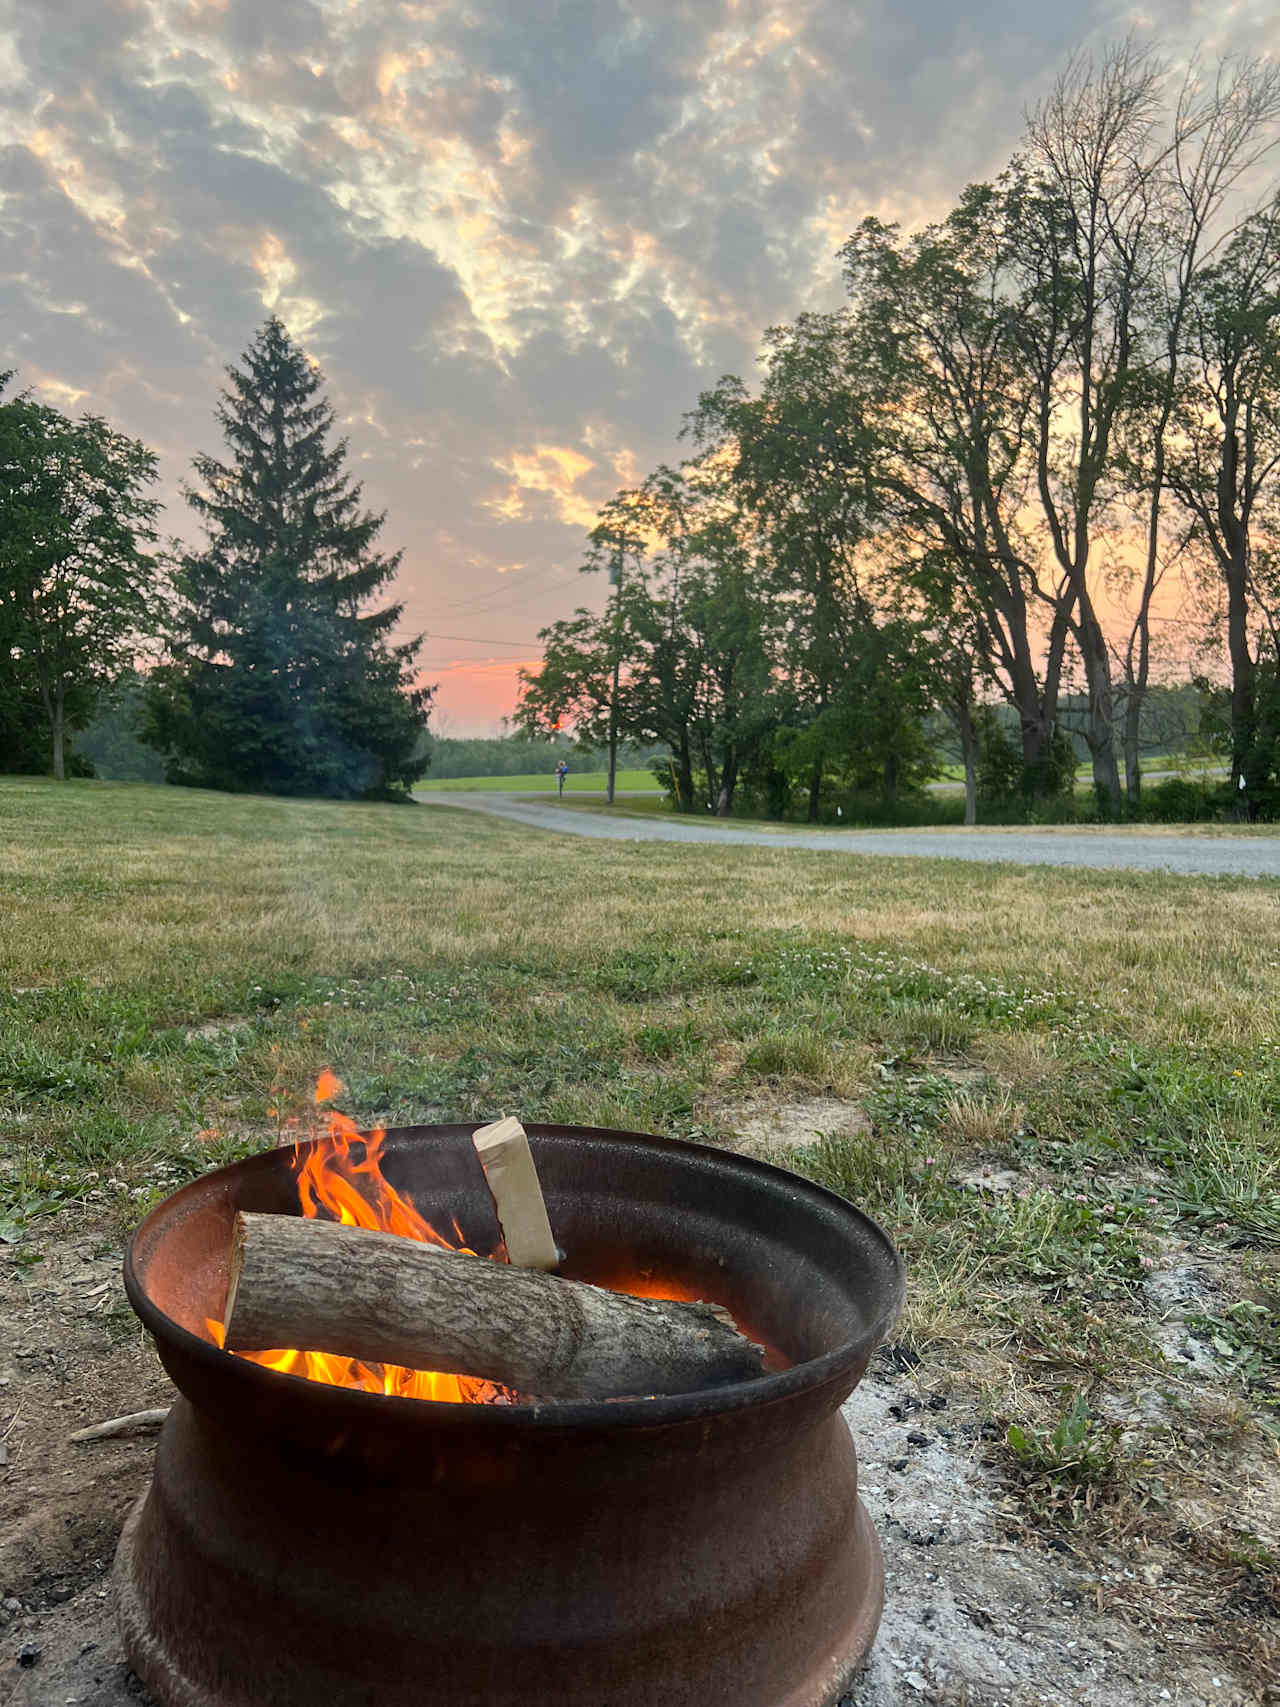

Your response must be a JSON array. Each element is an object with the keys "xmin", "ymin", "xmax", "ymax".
[
  {"xmin": 1225, "ymin": 547, "xmax": 1256, "ymax": 820},
  {"xmin": 806, "ymin": 758, "xmax": 823, "ymax": 823},
  {"xmin": 1122, "ymin": 687, "xmax": 1142, "ymax": 807},
  {"xmin": 957, "ymin": 698, "xmax": 978, "ymax": 827},
  {"xmin": 677, "ymin": 734, "xmax": 695, "ymax": 813},
  {"xmin": 696, "ymin": 734, "xmax": 718, "ymax": 810},
  {"xmin": 1076, "ymin": 600, "xmax": 1122, "ymax": 817},
  {"xmin": 1008, "ymin": 625, "xmax": 1067, "ymax": 803},
  {"xmin": 715, "ymin": 746, "xmax": 738, "ymax": 817},
  {"xmin": 1020, "ymin": 714, "xmax": 1054, "ymax": 800},
  {"xmin": 1125, "ymin": 404, "xmax": 1170, "ymax": 810},
  {"xmin": 882, "ymin": 749, "xmax": 898, "ymax": 807},
  {"xmin": 52, "ymin": 681, "xmax": 65, "ymax": 781}
]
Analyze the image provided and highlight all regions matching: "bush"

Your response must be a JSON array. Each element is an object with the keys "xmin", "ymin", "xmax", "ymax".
[
  {"xmin": 974, "ymin": 709, "xmax": 1076, "ymax": 805},
  {"xmin": 975, "ymin": 706, "xmax": 1024, "ymax": 805},
  {"xmin": 1141, "ymin": 777, "xmax": 1233, "ymax": 823}
]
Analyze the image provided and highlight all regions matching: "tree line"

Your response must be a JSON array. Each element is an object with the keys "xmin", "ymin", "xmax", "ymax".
[
  {"xmin": 1, "ymin": 319, "xmax": 429, "ymax": 797},
  {"xmin": 520, "ymin": 42, "xmax": 1280, "ymax": 822}
]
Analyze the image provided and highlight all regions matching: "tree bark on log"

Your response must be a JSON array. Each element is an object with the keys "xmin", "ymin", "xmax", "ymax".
[{"xmin": 223, "ymin": 1212, "xmax": 764, "ymax": 1400}]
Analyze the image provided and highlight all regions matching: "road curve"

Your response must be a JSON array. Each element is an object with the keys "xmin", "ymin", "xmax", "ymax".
[{"xmin": 416, "ymin": 791, "xmax": 1280, "ymax": 879}]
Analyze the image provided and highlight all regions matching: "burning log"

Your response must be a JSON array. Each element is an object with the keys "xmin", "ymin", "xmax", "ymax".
[{"xmin": 223, "ymin": 1211, "xmax": 765, "ymax": 1400}]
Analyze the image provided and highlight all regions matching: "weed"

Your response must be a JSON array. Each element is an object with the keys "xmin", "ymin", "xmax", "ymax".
[
  {"xmin": 1187, "ymin": 1301, "xmax": 1279, "ymax": 1400},
  {"xmin": 1006, "ymin": 1391, "xmax": 1118, "ymax": 1485}
]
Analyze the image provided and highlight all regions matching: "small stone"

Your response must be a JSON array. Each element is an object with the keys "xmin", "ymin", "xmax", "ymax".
[
  {"xmin": 18, "ymin": 1642, "xmax": 41, "ymax": 1668},
  {"xmin": 906, "ymin": 1430, "xmax": 930, "ymax": 1447},
  {"xmin": 904, "ymin": 1673, "xmax": 928, "ymax": 1692}
]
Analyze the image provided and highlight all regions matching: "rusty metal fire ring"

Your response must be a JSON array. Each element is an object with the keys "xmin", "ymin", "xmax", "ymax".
[{"xmin": 116, "ymin": 1122, "xmax": 904, "ymax": 1707}]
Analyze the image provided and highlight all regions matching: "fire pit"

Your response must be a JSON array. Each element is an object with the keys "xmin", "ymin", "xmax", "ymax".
[{"xmin": 116, "ymin": 1122, "xmax": 903, "ymax": 1707}]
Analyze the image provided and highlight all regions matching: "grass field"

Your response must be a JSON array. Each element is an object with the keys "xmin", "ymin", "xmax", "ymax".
[
  {"xmin": 1, "ymin": 777, "xmax": 1277, "ymax": 1688},
  {"xmin": 414, "ymin": 768, "xmax": 658, "ymax": 792}
]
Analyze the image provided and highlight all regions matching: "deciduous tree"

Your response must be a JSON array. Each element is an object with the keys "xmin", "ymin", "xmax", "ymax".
[
  {"xmin": 0, "ymin": 374, "xmax": 160, "ymax": 778},
  {"xmin": 1165, "ymin": 199, "xmax": 1280, "ymax": 813}
]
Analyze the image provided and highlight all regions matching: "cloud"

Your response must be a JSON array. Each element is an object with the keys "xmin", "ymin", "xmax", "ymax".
[{"xmin": 1, "ymin": 0, "xmax": 1273, "ymax": 729}]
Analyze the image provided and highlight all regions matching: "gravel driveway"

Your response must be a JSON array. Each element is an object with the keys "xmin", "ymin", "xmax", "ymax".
[{"xmin": 417, "ymin": 791, "xmax": 1280, "ymax": 878}]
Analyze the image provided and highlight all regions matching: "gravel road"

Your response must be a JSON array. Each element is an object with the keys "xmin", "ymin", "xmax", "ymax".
[{"xmin": 417, "ymin": 791, "xmax": 1280, "ymax": 878}]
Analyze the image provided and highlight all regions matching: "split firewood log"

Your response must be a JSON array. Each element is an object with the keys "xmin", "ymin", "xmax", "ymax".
[
  {"xmin": 471, "ymin": 1116, "xmax": 560, "ymax": 1271},
  {"xmin": 222, "ymin": 1210, "xmax": 764, "ymax": 1400}
]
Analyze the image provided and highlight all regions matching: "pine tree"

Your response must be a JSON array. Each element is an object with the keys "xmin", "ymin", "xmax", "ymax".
[{"xmin": 146, "ymin": 318, "xmax": 430, "ymax": 798}]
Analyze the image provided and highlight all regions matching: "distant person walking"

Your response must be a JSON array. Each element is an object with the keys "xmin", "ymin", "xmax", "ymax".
[{"xmin": 555, "ymin": 759, "xmax": 569, "ymax": 797}]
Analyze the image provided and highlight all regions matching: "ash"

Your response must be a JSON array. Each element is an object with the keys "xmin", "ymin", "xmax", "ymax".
[{"xmin": 838, "ymin": 1361, "xmax": 1261, "ymax": 1707}]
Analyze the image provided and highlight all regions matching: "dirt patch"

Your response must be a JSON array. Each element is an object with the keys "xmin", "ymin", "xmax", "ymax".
[
  {"xmin": 712, "ymin": 1095, "xmax": 872, "ymax": 1153},
  {"xmin": 181, "ymin": 1019, "xmax": 249, "ymax": 1044},
  {"xmin": 1143, "ymin": 1242, "xmax": 1233, "ymax": 1376},
  {"xmin": 0, "ymin": 1219, "xmax": 173, "ymax": 1664},
  {"xmin": 954, "ymin": 1159, "xmax": 1023, "ymax": 1194}
]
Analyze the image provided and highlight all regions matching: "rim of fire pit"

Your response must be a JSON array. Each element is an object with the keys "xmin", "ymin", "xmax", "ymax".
[{"xmin": 124, "ymin": 1122, "xmax": 904, "ymax": 1433}]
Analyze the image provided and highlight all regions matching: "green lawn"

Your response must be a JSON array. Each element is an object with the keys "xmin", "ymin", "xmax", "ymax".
[
  {"xmin": 414, "ymin": 769, "xmax": 659, "ymax": 792},
  {"xmin": 1, "ymin": 776, "xmax": 1276, "ymax": 1682}
]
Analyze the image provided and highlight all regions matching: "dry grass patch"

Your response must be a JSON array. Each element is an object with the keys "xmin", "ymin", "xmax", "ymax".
[{"xmin": 939, "ymin": 1087, "xmax": 1026, "ymax": 1147}]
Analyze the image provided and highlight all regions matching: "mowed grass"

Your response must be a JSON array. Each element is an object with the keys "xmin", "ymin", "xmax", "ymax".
[
  {"xmin": 414, "ymin": 769, "xmax": 658, "ymax": 792},
  {"xmin": 1, "ymin": 776, "xmax": 1277, "ymax": 1668}
]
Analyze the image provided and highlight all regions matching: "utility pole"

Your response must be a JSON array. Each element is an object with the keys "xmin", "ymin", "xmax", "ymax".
[{"xmin": 606, "ymin": 542, "xmax": 622, "ymax": 805}]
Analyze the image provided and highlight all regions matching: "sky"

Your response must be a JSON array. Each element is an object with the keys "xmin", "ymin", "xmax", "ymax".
[{"xmin": 3, "ymin": 0, "xmax": 1275, "ymax": 733}]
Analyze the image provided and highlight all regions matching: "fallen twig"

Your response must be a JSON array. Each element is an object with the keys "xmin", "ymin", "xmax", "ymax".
[{"xmin": 69, "ymin": 1408, "xmax": 169, "ymax": 1443}]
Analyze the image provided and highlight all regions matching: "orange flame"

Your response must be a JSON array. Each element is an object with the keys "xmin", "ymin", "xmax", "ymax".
[
  {"xmin": 213, "ymin": 1079, "xmax": 509, "ymax": 1404},
  {"xmin": 314, "ymin": 1068, "xmax": 344, "ymax": 1103}
]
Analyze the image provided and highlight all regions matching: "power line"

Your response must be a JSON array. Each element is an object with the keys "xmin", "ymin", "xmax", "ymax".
[
  {"xmin": 385, "ymin": 626, "xmax": 543, "ymax": 649},
  {"xmin": 440, "ymin": 565, "xmax": 587, "ymax": 616},
  {"xmin": 415, "ymin": 656, "xmax": 538, "ymax": 666},
  {"xmin": 423, "ymin": 630, "xmax": 544, "ymax": 647}
]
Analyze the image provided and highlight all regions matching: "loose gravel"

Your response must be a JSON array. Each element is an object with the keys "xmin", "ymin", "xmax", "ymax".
[{"xmin": 417, "ymin": 792, "xmax": 1280, "ymax": 879}]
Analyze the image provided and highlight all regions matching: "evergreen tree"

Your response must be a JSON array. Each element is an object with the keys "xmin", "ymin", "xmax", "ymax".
[{"xmin": 146, "ymin": 318, "xmax": 430, "ymax": 798}]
